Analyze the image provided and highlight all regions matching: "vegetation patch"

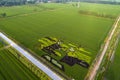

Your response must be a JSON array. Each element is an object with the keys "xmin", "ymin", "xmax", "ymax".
[
  {"xmin": 0, "ymin": 38, "xmax": 40, "ymax": 80},
  {"xmin": 78, "ymin": 10, "xmax": 115, "ymax": 19},
  {"xmin": 0, "ymin": 3, "xmax": 116, "ymax": 80},
  {"xmin": 42, "ymin": 55, "xmax": 64, "ymax": 71},
  {"xmin": 38, "ymin": 37, "xmax": 91, "ymax": 70}
]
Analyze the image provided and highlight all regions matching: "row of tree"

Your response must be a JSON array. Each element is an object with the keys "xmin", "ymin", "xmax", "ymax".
[
  {"xmin": 0, "ymin": 13, "xmax": 6, "ymax": 17},
  {"xmin": 0, "ymin": 0, "xmax": 120, "ymax": 6},
  {"xmin": 0, "ymin": 0, "xmax": 27, "ymax": 6},
  {"xmin": 0, "ymin": 0, "xmax": 70, "ymax": 6},
  {"xmin": 78, "ymin": 10, "xmax": 115, "ymax": 19},
  {"xmin": 0, "ymin": 0, "xmax": 47, "ymax": 6},
  {"xmin": 80, "ymin": 0, "xmax": 120, "ymax": 5}
]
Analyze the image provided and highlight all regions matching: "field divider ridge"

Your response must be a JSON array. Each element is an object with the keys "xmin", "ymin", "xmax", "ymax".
[
  {"xmin": 0, "ymin": 32, "xmax": 66, "ymax": 80},
  {"xmin": 85, "ymin": 16, "xmax": 120, "ymax": 80}
]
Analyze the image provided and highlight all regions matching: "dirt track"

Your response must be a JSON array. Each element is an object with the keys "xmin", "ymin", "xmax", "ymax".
[
  {"xmin": 0, "ymin": 32, "xmax": 64, "ymax": 80},
  {"xmin": 86, "ymin": 16, "xmax": 120, "ymax": 80}
]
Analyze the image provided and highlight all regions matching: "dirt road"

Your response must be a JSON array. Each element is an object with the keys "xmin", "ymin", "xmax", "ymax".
[
  {"xmin": 86, "ymin": 16, "xmax": 120, "ymax": 80},
  {"xmin": 0, "ymin": 32, "xmax": 64, "ymax": 80}
]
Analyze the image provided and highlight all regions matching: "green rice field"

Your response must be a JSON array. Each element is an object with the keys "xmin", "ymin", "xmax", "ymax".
[
  {"xmin": 0, "ymin": 2, "xmax": 120, "ymax": 80},
  {"xmin": 105, "ymin": 42, "xmax": 120, "ymax": 80},
  {"xmin": 0, "ymin": 45, "xmax": 39, "ymax": 80}
]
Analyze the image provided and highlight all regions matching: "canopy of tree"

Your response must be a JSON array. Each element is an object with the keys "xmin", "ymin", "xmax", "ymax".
[{"xmin": 0, "ymin": 0, "xmax": 120, "ymax": 6}]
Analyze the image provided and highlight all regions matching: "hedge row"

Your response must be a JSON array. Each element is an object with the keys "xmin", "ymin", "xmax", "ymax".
[{"xmin": 78, "ymin": 10, "xmax": 115, "ymax": 19}]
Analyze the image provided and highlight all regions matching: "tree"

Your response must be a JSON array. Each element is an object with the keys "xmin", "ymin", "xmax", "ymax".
[{"xmin": 0, "ymin": 13, "xmax": 7, "ymax": 17}]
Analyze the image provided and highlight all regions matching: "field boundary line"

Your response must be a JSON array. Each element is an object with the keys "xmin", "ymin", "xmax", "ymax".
[
  {"xmin": 85, "ymin": 16, "xmax": 120, "ymax": 80},
  {"xmin": 0, "ymin": 45, "xmax": 11, "ymax": 51},
  {"xmin": 0, "ymin": 30, "xmax": 71, "ymax": 80},
  {"xmin": 0, "ymin": 32, "xmax": 66, "ymax": 80}
]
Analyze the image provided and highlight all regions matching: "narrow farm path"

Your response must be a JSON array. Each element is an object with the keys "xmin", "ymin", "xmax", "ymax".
[
  {"xmin": 0, "ymin": 32, "xmax": 64, "ymax": 80},
  {"xmin": 0, "ymin": 45, "xmax": 11, "ymax": 51},
  {"xmin": 7, "ymin": 9, "xmax": 56, "ymax": 18},
  {"xmin": 86, "ymin": 16, "xmax": 120, "ymax": 80}
]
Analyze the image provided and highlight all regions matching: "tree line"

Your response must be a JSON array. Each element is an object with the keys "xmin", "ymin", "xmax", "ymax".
[
  {"xmin": 80, "ymin": 0, "xmax": 120, "ymax": 5},
  {"xmin": 0, "ymin": 0, "xmax": 43, "ymax": 6},
  {"xmin": 0, "ymin": 0, "xmax": 120, "ymax": 6},
  {"xmin": 78, "ymin": 10, "xmax": 115, "ymax": 19}
]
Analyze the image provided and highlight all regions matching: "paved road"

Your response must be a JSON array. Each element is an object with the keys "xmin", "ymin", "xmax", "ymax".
[
  {"xmin": 87, "ymin": 16, "xmax": 120, "ymax": 80},
  {"xmin": 0, "ymin": 32, "xmax": 63, "ymax": 80}
]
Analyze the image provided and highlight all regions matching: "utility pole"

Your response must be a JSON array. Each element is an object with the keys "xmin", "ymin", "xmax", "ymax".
[
  {"xmin": 77, "ymin": 0, "xmax": 80, "ymax": 8},
  {"xmin": 41, "ymin": 0, "xmax": 43, "ymax": 3}
]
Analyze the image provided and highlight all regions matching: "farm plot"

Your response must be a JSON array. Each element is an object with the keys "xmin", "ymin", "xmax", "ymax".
[
  {"xmin": 105, "ymin": 42, "xmax": 120, "ymax": 80},
  {"xmin": 0, "ymin": 39, "xmax": 4, "ymax": 48},
  {"xmin": 0, "ymin": 45, "xmax": 39, "ymax": 80},
  {"xmin": 0, "ymin": 3, "xmax": 117, "ymax": 80},
  {"xmin": 76, "ymin": 2, "xmax": 120, "ymax": 18},
  {"xmin": 0, "ymin": 4, "xmax": 55, "ymax": 17},
  {"xmin": 39, "ymin": 37, "xmax": 91, "ymax": 69},
  {"xmin": 0, "ymin": 9, "xmax": 113, "ymax": 53}
]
